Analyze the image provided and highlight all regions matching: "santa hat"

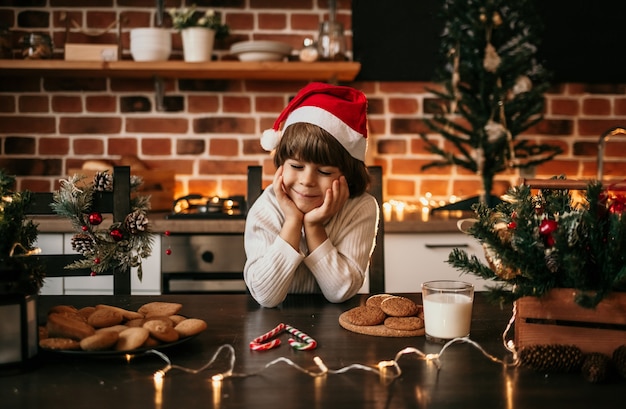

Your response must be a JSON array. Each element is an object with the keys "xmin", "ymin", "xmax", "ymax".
[{"xmin": 261, "ymin": 82, "xmax": 368, "ymax": 161}]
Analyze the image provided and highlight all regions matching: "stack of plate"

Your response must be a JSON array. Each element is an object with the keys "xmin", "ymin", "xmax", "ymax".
[{"xmin": 230, "ymin": 40, "xmax": 292, "ymax": 62}]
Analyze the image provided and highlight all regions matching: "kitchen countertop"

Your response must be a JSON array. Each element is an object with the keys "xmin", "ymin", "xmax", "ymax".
[{"xmin": 31, "ymin": 212, "xmax": 470, "ymax": 235}]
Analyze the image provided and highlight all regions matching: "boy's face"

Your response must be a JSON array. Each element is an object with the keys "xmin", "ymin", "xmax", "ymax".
[{"xmin": 281, "ymin": 159, "xmax": 342, "ymax": 213}]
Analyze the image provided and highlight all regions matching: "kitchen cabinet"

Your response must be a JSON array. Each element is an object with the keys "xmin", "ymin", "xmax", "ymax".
[
  {"xmin": 0, "ymin": 60, "xmax": 361, "ymax": 82},
  {"xmin": 384, "ymin": 232, "xmax": 490, "ymax": 293},
  {"xmin": 35, "ymin": 234, "xmax": 64, "ymax": 295},
  {"xmin": 35, "ymin": 234, "xmax": 161, "ymax": 295}
]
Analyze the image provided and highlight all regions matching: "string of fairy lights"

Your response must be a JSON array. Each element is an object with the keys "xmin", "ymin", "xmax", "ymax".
[{"xmin": 144, "ymin": 305, "xmax": 519, "ymax": 384}]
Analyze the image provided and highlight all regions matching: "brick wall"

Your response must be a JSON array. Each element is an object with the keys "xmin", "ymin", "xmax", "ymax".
[{"xmin": 1, "ymin": 0, "xmax": 626, "ymax": 208}]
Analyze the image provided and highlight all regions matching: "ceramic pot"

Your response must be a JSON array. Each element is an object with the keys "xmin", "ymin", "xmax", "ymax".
[
  {"xmin": 181, "ymin": 27, "xmax": 216, "ymax": 62},
  {"xmin": 130, "ymin": 28, "xmax": 171, "ymax": 62}
]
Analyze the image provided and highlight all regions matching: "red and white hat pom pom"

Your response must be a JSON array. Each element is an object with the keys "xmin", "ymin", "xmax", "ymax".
[{"xmin": 261, "ymin": 128, "xmax": 282, "ymax": 152}]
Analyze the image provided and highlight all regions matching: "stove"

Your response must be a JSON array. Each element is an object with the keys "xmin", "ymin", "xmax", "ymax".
[
  {"xmin": 162, "ymin": 193, "xmax": 248, "ymax": 294},
  {"xmin": 165, "ymin": 194, "xmax": 247, "ymax": 219}
]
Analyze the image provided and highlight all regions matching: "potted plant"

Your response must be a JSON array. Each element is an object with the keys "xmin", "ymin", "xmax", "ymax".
[
  {"xmin": 448, "ymin": 179, "xmax": 626, "ymax": 354},
  {"xmin": 0, "ymin": 170, "xmax": 43, "ymax": 369},
  {"xmin": 168, "ymin": 4, "xmax": 229, "ymax": 62}
]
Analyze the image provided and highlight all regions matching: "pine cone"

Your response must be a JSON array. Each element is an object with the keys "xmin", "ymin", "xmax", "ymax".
[
  {"xmin": 518, "ymin": 344, "xmax": 583, "ymax": 373},
  {"xmin": 544, "ymin": 249, "xmax": 559, "ymax": 273},
  {"xmin": 581, "ymin": 352, "xmax": 611, "ymax": 383},
  {"xmin": 612, "ymin": 344, "xmax": 626, "ymax": 379},
  {"xmin": 71, "ymin": 233, "xmax": 94, "ymax": 255},
  {"xmin": 93, "ymin": 171, "xmax": 113, "ymax": 191},
  {"xmin": 124, "ymin": 210, "xmax": 149, "ymax": 234}
]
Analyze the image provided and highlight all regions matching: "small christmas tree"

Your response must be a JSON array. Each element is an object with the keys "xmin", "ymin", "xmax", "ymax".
[
  {"xmin": 448, "ymin": 180, "xmax": 626, "ymax": 308},
  {"xmin": 421, "ymin": 0, "xmax": 562, "ymax": 206}
]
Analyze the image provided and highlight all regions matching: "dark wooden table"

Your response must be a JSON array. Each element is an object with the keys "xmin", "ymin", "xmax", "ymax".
[{"xmin": 1, "ymin": 293, "xmax": 623, "ymax": 409}]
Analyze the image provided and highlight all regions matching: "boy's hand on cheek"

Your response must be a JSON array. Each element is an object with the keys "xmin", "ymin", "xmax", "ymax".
[
  {"xmin": 273, "ymin": 166, "xmax": 303, "ymax": 222},
  {"xmin": 304, "ymin": 176, "xmax": 349, "ymax": 225}
]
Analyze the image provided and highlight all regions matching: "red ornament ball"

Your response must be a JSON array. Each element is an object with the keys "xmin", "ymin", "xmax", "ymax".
[
  {"xmin": 164, "ymin": 230, "xmax": 171, "ymax": 236},
  {"xmin": 539, "ymin": 219, "xmax": 558, "ymax": 236},
  {"xmin": 90, "ymin": 271, "xmax": 97, "ymax": 277},
  {"xmin": 507, "ymin": 221, "xmax": 517, "ymax": 229},
  {"xmin": 88, "ymin": 211, "xmax": 103, "ymax": 225},
  {"xmin": 110, "ymin": 228, "xmax": 124, "ymax": 242},
  {"xmin": 94, "ymin": 257, "xmax": 100, "ymax": 264},
  {"xmin": 82, "ymin": 225, "xmax": 88, "ymax": 232},
  {"xmin": 165, "ymin": 248, "xmax": 172, "ymax": 255}
]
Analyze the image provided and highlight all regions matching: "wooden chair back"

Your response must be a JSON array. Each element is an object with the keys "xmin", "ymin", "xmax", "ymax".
[{"xmin": 26, "ymin": 166, "xmax": 132, "ymax": 295}]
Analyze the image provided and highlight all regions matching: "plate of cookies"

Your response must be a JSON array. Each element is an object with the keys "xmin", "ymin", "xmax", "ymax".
[
  {"xmin": 39, "ymin": 301, "xmax": 208, "ymax": 356},
  {"xmin": 339, "ymin": 294, "xmax": 425, "ymax": 337}
]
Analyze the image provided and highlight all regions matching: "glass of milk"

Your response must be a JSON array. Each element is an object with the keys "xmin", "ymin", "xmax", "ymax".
[{"xmin": 421, "ymin": 280, "xmax": 474, "ymax": 343}]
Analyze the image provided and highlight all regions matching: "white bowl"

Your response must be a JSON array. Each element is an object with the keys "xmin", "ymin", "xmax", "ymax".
[
  {"xmin": 130, "ymin": 28, "xmax": 171, "ymax": 61},
  {"xmin": 230, "ymin": 40, "xmax": 292, "ymax": 61}
]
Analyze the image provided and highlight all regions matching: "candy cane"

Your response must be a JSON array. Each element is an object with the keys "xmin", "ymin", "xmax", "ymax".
[
  {"xmin": 249, "ymin": 323, "xmax": 286, "ymax": 351},
  {"xmin": 285, "ymin": 324, "xmax": 317, "ymax": 351}
]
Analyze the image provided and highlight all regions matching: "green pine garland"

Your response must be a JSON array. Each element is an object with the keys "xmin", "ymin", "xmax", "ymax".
[
  {"xmin": 51, "ymin": 171, "xmax": 155, "ymax": 281},
  {"xmin": 0, "ymin": 170, "xmax": 44, "ymax": 294},
  {"xmin": 448, "ymin": 179, "xmax": 626, "ymax": 308}
]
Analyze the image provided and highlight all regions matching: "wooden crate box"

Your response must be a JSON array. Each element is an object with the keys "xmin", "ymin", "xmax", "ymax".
[{"xmin": 515, "ymin": 288, "xmax": 626, "ymax": 355}]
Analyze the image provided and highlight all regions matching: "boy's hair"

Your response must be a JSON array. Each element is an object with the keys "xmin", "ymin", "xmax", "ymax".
[{"xmin": 273, "ymin": 122, "xmax": 371, "ymax": 197}]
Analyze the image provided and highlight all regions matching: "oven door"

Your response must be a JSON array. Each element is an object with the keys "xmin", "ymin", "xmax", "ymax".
[{"xmin": 161, "ymin": 234, "xmax": 248, "ymax": 294}]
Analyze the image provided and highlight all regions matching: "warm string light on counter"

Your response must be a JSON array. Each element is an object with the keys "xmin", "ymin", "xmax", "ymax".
[
  {"xmin": 383, "ymin": 195, "xmax": 462, "ymax": 222},
  {"xmin": 145, "ymin": 307, "xmax": 520, "ymax": 386},
  {"xmin": 153, "ymin": 369, "xmax": 164, "ymax": 409}
]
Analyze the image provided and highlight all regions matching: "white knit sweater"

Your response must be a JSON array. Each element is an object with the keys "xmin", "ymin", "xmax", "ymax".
[{"xmin": 243, "ymin": 186, "xmax": 379, "ymax": 308}]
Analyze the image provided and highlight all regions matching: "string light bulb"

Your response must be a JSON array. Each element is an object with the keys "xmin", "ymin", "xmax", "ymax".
[{"xmin": 313, "ymin": 356, "xmax": 328, "ymax": 375}]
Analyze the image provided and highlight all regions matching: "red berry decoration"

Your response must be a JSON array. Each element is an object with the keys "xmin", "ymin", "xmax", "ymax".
[
  {"xmin": 507, "ymin": 221, "xmax": 517, "ymax": 229},
  {"xmin": 90, "ymin": 271, "xmax": 97, "ymax": 277},
  {"xmin": 609, "ymin": 200, "xmax": 625, "ymax": 214},
  {"xmin": 165, "ymin": 248, "xmax": 172, "ymax": 255},
  {"xmin": 110, "ymin": 228, "xmax": 124, "ymax": 242},
  {"xmin": 88, "ymin": 211, "xmax": 103, "ymax": 225},
  {"xmin": 539, "ymin": 219, "xmax": 558, "ymax": 236},
  {"xmin": 82, "ymin": 225, "xmax": 88, "ymax": 232},
  {"xmin": 164, "ymin": 230, "xmax": 171, "ymax": 236},
  {"xmin": 94, "ymin": 257, "xmax": 100, "ymax": 264}
]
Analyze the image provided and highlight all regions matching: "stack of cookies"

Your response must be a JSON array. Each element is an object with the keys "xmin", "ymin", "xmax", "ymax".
[
  {"xmin": 39, "ymin": 301, "xmax": 207, "ymax": 352},
  {"xmin": 339, "ymin": 294, "xmax": 425, "ymax": 337}
]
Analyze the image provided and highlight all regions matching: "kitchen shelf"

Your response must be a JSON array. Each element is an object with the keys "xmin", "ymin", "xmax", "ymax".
[{"xmin": 0, "ymin": 60, "xmax": 361, "ymax": 81}]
